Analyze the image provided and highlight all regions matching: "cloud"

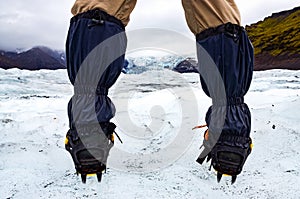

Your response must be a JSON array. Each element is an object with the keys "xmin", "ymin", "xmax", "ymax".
[
  {"xmin": 0, "ymin": 0, "xmax": 73, "ymax": 51},
  {"xmin": 0, "ymin": 0, "xmax": 299, "ymax": 51},
  {"xmin": 235, "ymin": 0, "xmax": 300, "ymax": 25},
  {"xmin": 126, "ymin": 28, "xmax": 197, "ymax": 57},
  {"xmin": 127, "ymin": 0, "xmax": 191, "ymax": 34}
]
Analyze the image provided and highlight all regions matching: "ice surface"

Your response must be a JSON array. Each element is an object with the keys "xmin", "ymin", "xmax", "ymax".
[{"xmin": 0, "ymin": 68, "xmax": 299, "ymax": 198}]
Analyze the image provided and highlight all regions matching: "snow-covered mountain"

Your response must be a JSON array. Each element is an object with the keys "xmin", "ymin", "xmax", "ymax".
[
  {"xmin": 0, "ymin": 67, "xmax": 299, "ymax": 198},
  {"xmin": 0, "ymin": 46, "xmax": 66, "ymax": 70}
]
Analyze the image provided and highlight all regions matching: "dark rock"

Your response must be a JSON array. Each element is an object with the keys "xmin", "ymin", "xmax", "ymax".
[{"xmin": 173, "ymin": 58, "xmax": 198, "ymax": 73}]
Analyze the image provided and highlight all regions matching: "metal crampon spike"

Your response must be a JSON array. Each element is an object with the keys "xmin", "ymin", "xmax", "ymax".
[
  {"xmin": 231, "ymin": 175, "xmax": 237, "ymax": 184},
  {"xmin": 96, "ymin": 172, "xmax": 102, "ymax": 182},
  {"xmin": 217, "ymin": 172, "xmax": 223, "ymax": 183},
  {"xmin": 81, "ymin": 174, "xmax": 87, "ymax": 184}
]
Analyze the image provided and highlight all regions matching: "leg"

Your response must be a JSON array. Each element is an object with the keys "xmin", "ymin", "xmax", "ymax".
[
  {"xmin": 196, "ymin": 24, "xmax": 253, "ymax": 184},
  {"xmin": 182, "ymin": 0, "xmax": 254, "ymax": 184},
  {"xmin": 65, "ymin": 10, "xmax": 126, "ymax": 183}
]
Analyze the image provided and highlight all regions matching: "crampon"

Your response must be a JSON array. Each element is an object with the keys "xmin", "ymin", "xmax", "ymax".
[
  {"xmin": 65, "ymin": 122, "xmax": 120, "ymax": 183},
  {"xmin": 194, "ymin": 126, "xmax": 252, "ymax": 184}
]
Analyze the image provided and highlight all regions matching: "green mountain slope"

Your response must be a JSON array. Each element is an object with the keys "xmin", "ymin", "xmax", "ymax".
[{"xmin": 246, "ymin": 6, "xmax": 300, "ymax": 70}]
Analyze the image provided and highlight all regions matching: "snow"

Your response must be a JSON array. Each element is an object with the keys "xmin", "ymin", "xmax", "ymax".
[{"xmin": 0, "ymin": 67, "xmax": 299, "ymax": 198}]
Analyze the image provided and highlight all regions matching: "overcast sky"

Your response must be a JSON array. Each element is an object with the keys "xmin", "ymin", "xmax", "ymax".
[{"xmin": 0, "ymin": 0, "xmax": 299, "ymax": 51}]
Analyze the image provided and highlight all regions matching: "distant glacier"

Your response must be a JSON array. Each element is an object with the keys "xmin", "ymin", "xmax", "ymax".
[{"xmin": 122, "ymin": 56, "xmax": 198, "ymax": 74}]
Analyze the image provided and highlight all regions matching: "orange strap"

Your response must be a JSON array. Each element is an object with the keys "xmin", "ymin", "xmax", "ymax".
[{"xmin": 192, "ymin": 124, "xmax": 207, "ymax": 130}]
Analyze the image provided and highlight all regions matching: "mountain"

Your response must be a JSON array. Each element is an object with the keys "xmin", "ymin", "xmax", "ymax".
[
  {"xmin": 172, "ymin": 57, "xmax": 198, "ymax": 73},
  {"xmin": 246, "ymin": 6, "xmax": 300, "ymax": 70},
  {"xmin": 0, "ymin": 46, "xmax": 66, "ymax": 70}
]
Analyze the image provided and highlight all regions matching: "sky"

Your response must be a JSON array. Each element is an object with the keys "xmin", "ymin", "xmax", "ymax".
[{"xmin": 0, "ymin": 0, "xmax": 299, "ymax": 51}]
